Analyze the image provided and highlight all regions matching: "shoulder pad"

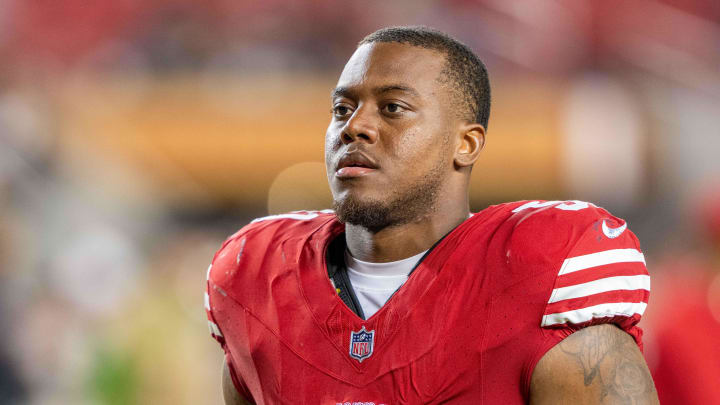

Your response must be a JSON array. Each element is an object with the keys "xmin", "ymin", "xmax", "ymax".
[
  {"xmin": 208, "ymin": 210, "xmax": 336, "ymax": 286},
  {"xmin": 204, "ymin": 209, "xmax": 337, "ymax": 342},
  {"xmin": 506, "ymin": 200, "xmax": 622, "ymax": 265},
  {"xmin": 505, "ymin": 200, "xmax": 649, "ymax": 331}
]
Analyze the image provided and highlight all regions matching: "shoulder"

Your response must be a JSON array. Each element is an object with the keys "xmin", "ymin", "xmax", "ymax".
[
  {"xmin": 468, "ymin": 200, "xmax": 637, "ymax": 265},
  {"xmin": 208, "ymin": 210, "xmax": 338, "ymax": 286},
  {"xmin": 502, "ymin": 200, "xmax": 640, "ymax": 265},
  {"xmin": 461, "ymin": 200, "xmax": 637, "ymax": 267},
  {"xmin": 476, "ymin": 200, "xmax": 649, "ymax": 331},
  {"xmin": 204, "ymin": 210, "xmax": 340, "ymax": 364},
  {"xmin": 226, "ymin": 209, "xmax": 338, "ymax": 246}
]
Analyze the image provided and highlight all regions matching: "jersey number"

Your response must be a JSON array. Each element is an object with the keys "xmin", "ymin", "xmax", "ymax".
[
  {"xmin": 511, "ymin": 200, "xmax": 591, "ymax": 213},
  {"xmin": 251, "ymin": 209, "xmax": 334, "ymax": 224}
]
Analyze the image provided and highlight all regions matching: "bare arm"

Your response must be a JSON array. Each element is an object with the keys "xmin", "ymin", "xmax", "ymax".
[
  {"xmin": 222, "ymin": 359, "xmax": 254, "ymax": 405},
  {"xmin": 530, "ymin": 324, "xmax": 659, "ymax": 405}
]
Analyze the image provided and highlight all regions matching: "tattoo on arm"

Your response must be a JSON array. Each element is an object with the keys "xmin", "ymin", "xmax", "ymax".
[
  {"xmin": 559, "ymin": 325, "xmax": 656, "ymax": 403},
  {"xmin": 558, "ymin": 325, "xmax": 614, "ymax": 387},
  {"xmin": 531, "ymin": 324, "xmax": 658, "ymax": 404}
]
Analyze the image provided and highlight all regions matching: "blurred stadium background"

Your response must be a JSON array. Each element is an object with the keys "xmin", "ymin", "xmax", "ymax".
[{"xmin": 1, "ymin": 1, "xmax": 719, "ymax": 404}]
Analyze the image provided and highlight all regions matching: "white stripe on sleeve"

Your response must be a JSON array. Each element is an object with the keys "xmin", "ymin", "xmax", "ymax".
[
  {"xmin": 542, "ymin": 302, "xmax": 648, "ymax": 327},
  {"xmin": 559, "ymin": 249, "xmax": 645, "ymax": 276},
  {"xmin": 548, "ymin": 275, "xmax": 650, "ymax": 303},
  {"xmin": 204, "ymin": 292, "xmax": 210, "ymax": 311},
  {"xmin": 208, "ymin": 321, "xmax": 223, "ymax": 337}
]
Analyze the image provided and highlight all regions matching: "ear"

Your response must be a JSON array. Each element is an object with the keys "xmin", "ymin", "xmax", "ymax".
[{"xmin": 454, "ymin": 123, "xmax": 485, "ymax": 168}]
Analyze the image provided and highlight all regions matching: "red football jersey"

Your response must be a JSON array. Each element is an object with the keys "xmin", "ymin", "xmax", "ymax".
[{"xmin": 205, "ymin": 201, "xmax": 650, "ymax": 404}]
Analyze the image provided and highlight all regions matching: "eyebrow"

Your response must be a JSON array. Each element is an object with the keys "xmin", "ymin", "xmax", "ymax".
[
  {"xmin": 376, "ymin": 84, "xmax": 420, "ymax": 97},
  {"xmin": 331, "ymin": 84, "xmax": 420, "ymax": 99}
]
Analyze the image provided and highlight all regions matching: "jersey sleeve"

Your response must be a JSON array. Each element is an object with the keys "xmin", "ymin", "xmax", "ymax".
[
  {"xmin": 537, "ymin": 206, "xmax": 649, "ymax": 346},
  {"xmin": 202, "ymin": 210, "xmax": 335, "ymax": 402},
  {"xmin": 507, "ymin": 201, "xmax": 651, "ymax": 396},
  {"xmin": 205, "ymin": 250, "xmax": 255, "ymax": 402}
]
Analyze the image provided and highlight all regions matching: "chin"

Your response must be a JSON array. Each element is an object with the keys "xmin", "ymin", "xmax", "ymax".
[
  {"xmin": 332, "ymin": 193, "xmax": 393, "ymax": 231},
  {"xmin": 332, "ymin": 166, "xmax": 443, "ymax": 231}
]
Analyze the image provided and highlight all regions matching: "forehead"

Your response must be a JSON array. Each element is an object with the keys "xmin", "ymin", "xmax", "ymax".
[{"xmin": 335, "ymin": 42, "xmax": 447, "ymax": 97}]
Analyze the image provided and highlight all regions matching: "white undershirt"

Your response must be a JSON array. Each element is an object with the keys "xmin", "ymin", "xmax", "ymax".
[{"xmin": 344, "ymin": 249, "xmax": 427, "ymax": 319}]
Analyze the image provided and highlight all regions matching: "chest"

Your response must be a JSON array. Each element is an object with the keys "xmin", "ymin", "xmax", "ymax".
[{"xmin": 219, "ymin": 250, "xmax": 545, "ymax": 404}]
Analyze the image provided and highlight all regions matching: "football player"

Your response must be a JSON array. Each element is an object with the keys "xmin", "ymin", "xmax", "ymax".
[{"xmin": 205, "ymin": 26, "xmax": 658, "ymax": 404}]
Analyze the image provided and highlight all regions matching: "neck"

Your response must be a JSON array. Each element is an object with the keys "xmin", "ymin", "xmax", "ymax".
[{"xmin": 344, "ymin": 197, "xmax": 470, "ymax": 262}]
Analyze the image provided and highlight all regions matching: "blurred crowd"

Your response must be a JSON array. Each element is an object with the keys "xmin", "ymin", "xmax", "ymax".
[{"xmin": 1, "ymin": 1, "xmax": 719, "ymax": 404}]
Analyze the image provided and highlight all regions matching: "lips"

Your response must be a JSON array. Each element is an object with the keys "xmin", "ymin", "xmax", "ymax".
[{"xmin": 336, "ymin": 152, "xmax": 379, "ymax": 178}]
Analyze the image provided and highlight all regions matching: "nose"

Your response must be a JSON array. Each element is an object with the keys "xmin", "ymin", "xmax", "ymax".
[{"xmin": 341, "ymin": 105, "xmax": 378, "ymax": 145}]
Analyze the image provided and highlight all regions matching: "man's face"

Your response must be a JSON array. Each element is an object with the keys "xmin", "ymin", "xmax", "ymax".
[{"xmin": 325, "ymin": 42, "xmax": 458, "ymax": 230}]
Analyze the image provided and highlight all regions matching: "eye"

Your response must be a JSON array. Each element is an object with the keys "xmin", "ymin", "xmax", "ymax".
[
  {"xmin": 382, "ymin": 103, "xmax": 405, "ymax": 114},
  {"xmin": 332, "ymin": 104, "xmax": 353, "ymax": 118}
]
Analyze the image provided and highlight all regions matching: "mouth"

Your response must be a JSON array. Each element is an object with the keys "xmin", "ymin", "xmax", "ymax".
[{"xmin": 335, "ymin": 152, "xmax": 379, "ymax": 178}]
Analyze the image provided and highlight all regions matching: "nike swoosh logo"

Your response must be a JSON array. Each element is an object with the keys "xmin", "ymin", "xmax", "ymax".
[{"xmin": 602, "ymin": 220, "xmax": 627, "ymax": 239}]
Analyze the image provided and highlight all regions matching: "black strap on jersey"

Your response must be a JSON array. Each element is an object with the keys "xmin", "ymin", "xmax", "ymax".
[
  {"xmin": 326, "ymin": 224, "xmax": 458, "ymax": 320},
  {"xmin": 385, "ymin": 224, "xmax": 458, "ymax": 300},
  {"xmin": 326, "ymin": 234, "xmax": 366, "ymax": 319}
]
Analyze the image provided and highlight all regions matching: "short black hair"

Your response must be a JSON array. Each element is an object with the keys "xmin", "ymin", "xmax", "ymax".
[{"xmin": 360, "ymin": 26, "xmax": 491, "ymax": 129}]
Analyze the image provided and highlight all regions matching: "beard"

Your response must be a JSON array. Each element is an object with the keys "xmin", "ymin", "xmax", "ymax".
[{"xmin": 333, "ymin": 163, "xmax": 444, "ymax": 232}]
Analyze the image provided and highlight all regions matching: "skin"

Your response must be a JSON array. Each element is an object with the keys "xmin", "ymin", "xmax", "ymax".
[
  {"xmin": 222, "ymin": 41, "xmax": 658, "ymax": 404},
  {"xmin": 530, "ymin": 324, "xmax": 659, "ymax": 404},
  {"xmin": 222, "ymin": 361, "xmax": 252, "ymax": 405},
  {"xmin": 325, "ymin": 42, "xmax": 484, "ymax": 262}
]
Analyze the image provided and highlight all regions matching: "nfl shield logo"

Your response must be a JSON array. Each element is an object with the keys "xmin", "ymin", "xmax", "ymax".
[{"xmin": 349, "ymin": 326, "xmax": 375, "ymax": 362}]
